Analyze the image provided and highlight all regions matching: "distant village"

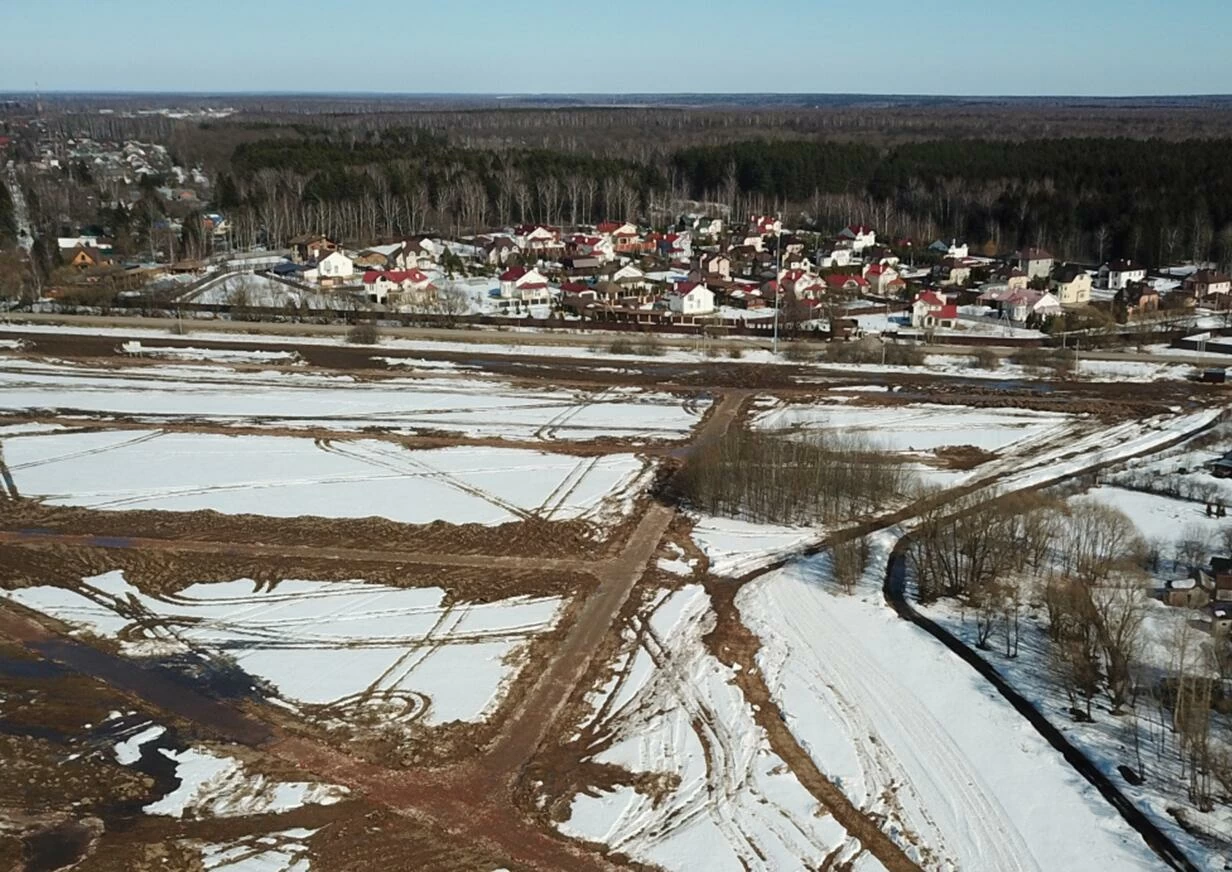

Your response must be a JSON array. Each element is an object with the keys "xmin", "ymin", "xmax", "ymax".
[
  {"xmin": 11, "ymin": 135, "xmax": 1231, "ymax": 342},
  {"xmin": 53, "ymin": 211, "xmax": 1232, "ymax": 343}
]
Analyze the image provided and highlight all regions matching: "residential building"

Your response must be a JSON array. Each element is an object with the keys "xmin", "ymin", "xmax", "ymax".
[
  {"xmin": 697, "ymin": 252, "xmax": 732, "ymax": 281},
  {"xmin": 1099, "ymin": 259, "xmax": 1147, "ymax": 290},
  {"xmin": 1115, "ymin": 281, "xmax": 1160, "ymax": 317},
  {"xmin": 1183, "ymin": 269, "xmax": 1232, "ymax": 300},
  {"xmin": 1050, "ymin": 264, "xmax": 1093, "ymax": 305},
  {"xmin": 863, "ymin": 263, "xmax": 905, "ymax": 296},
  {"xmin": 289, "ymin": 234, "xmax": 337, "ymax": 263},
  {"xmin": 838, "ymin": 224, "xmax": 876, "ymax": 253},
  {"xmin": 935, "ymin": 258, "xmax": 971, "ymax": 287},
  {"xmin": 667, "ymin": 281, "xmax": 715, "ymax": 316},
  {"xmin": 911, "ymin": 291, "xmax": 958, "ymax": 329},
  {"xmin": 1014, "ymin": 247, "xmax": 1054, "ymax": 280},
  {"xmin": 315, "ymin": 250, "xmax": 354, "ymax": 281}
]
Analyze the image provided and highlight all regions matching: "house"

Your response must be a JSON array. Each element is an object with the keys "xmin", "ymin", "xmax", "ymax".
[
  {"xmin": 1014, "ymin": 247, "xmax": 1054, "ymax": 280},
  {"xmin": 1165, "ymin": 577, "xmax": 1210, "ymax": 609},
  {"xmin": 289, "ymin": 234, "xmax": 337, "ymax": 263},
  {"xmin": 935, "ymin": 258, "xmax": 971, "ymax": 287},
  {"xmin": 596, "ymin": 221, "xmax": 645, "ymax": 254},
  {"xmin": 66, "ymin": 243, "xmax": 110, "ymax": 270},
  {"xmin": 1212, "ymin": 603, "xmax": 1232, "ymax": 634},
  {"xmin": 929, "ymin": 239, "xmax": 969, "ymax": 260},
  {"xmin": 863, "ymin": 263, "xmax": 905, "ymax": 296},
  {"xmin": 1115, "ymin": 281, "xmax": 1160, "ymax": 317},
  {"xmin": 838, "ymin": 224, "xmax": 876, "ymax": 253},
  {"xmin": 750, "ymin": 215, "xmax": 782, "ymax": 237},
  {"xmin": 354, "ymin": 248, "xmax": 395, "ymax": 270},
  {"xmin": 816, "ymin": 243, "xmax": 854, "ymax": 269},
  {"xmin": 697, "ymin": 252, "xmax": 731, "ymax": 280},
  {"xmin": 362, "ymin": 268, "xmax": 436, "ymax": 306},
  {"xmin": 1050, "ymin": 264, "xmax": 1093, "ymax": 306},
  {"xmin": 1183, "ymin": 269, "xmax": 1232, "ymax": 300},
  {"xmin": 824, "ymin": 274, "xmax": 870, "ymax": 295},
  {"xmin": 498, "ymin": 266, "xmax": 552, "ymax": 308},
  {"xmin": 977, "ymin": 287, "xmax": 1060, "ymax": 322},
  {"xmin": 514, "ymin": 225, "xmax": 564, "ymax": 258},
  {"xmin": 1207, "ymin": 450, "xmax": 1232, "ymax": 478},
  {"xmin": 991, "ymin": 266, "xmax": 1030, "ymax": 292},
  {"xmin": 482, "ymin": 236, "xmax": 522, "ymax": 267},
  {"xmin": 667, "ymin": 281, "xmax": 715, "ymax": 316},
  {"xmin": 612, "ymin": 264, "xmax": 650, "ymax": 291},
  {"xmin": 689, "ymin": 216, "xmax": 723, "ymax": 237},
  {"xmin": 910, "ymin": 291, "xmax": 958, "ymax": 329},
  {"xmin": 313, "ymin": 250, "xmax": 354, "ymax": 281},
  {"xmin": 394, "ymin": 237, "xmax": 439, "ymax": 270},
  {"xmin": 1099, "ymin": 259, "xmax": 1147, "ymax": 290}
]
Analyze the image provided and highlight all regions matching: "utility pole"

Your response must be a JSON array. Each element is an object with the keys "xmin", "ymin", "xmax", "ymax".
[{"xmin": 773, "ymin": 220, "xmax": 781, "ymax": 355}]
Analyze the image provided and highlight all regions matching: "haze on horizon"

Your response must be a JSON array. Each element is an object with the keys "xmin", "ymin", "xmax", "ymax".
[{"xmin": 1, "ymin": 0, "xmax": 1229, "ymax": 97}]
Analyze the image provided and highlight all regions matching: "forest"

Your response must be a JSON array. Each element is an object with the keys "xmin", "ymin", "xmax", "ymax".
[{"xmin": 13, "ymin": 99, "xmax": 1232, "ymax": 269}]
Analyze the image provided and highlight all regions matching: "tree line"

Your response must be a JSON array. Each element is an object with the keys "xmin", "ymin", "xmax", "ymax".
[{"xmin": 909, "ymin": 491, "xmax": 1232, "ymax": 812}]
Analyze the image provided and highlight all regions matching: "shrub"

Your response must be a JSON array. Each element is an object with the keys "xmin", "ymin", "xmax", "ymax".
[
  {"xmin": 633, "ymin": 338, "xmax": 666, "ymax": 357},
  {"xmin": 346, "ymin": 322, "xmax": 380, "ymax": 345},
  {"xmin": 971, "ymin": 347, "xmax": 1000, "ymax": 370},
  {"xmin": 783, "ymin": 343, "xmax": 818, "ymax": 362},
  {"xmin": 727, "ymin": 346, "xmax": 745, "ymax": 359},
  {"xmin": 606, "ymin": 337, "xmax": 636, "ymax": 355}
]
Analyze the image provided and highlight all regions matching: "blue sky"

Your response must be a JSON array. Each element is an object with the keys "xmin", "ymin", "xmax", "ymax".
[{"xmin": 1, "ymin": 0, "xmax": 1229, "ymax": 95}]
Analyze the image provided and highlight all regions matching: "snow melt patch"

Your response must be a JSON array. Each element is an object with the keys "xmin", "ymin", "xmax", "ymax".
[
  {"xmin": 691, "ymin": 515, "xmax": 819, "ymax": 577},
  {"xmin": 146, "ymin": 748, "xmax": 346, "ymax": 819}
]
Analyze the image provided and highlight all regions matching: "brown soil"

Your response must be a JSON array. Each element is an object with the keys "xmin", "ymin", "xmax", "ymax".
[{"xmin": 933, "ymin": 444, "xmax": 1000, "ymax": 470}]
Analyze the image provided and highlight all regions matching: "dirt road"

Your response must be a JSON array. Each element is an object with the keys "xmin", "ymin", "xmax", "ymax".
[{"xmin": 0, "ymin": 529, "xmax": 597, "ymax": 575}]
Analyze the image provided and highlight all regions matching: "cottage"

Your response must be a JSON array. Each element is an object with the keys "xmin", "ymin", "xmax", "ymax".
[
  {"xmin": 816, "ymin": 243, "xmax": 854, "ymax": 269},
  {"xmin": 1115, "ymin": 281, "xmax": 1160, "ymax": 317},
  {"xmin": 824, "ymin": 274, "xmax": 870, "ymax": 296},
  {"xmin": 838, "ymin": 224, "xmax": 876, "ymax": 253},
  {"xmin": 697, "ymin": 252, "xmax": 732, "ymax": 280},
  {"xmin": 1099, "ymin": 259, "xmax": 1147, "ymax": 290},
  {"xmin": 314, "ymin": 250, "xmax": 354, "ymax": 281},
  {"xmin": 929, "ymin": 239, "xmax": 969, "ymax": 260},
  {"xmin": 935, "ymin": 257, "xmax": 971, "ymax": 287},
  {"xmin": 910, "ymin": 291, "xmax": 958, "ymax": 329},
  {"xmin": 289, "ymin": 234, "xmax": 337, "ymax": 263},
  {"xmin": 1165, "ymin": 577, "xmax": 1210, "ymax": 609},
  {"xmin": 66, "ymin": 243, "xmax": 110, "ymax": 270},
  {"xmin": 667, "ymin": 281, "xmax": 715, "ymax": 316},
  {"xmin": 482, "ymin": 236, "xmax": 522, "ymax": 267},
  {"xmin": 1050, "ymin": 264, "xmax": 1093, "ymax": 306},
  {"xmin": 1014, "ymin": 247, "xmax": 1054, "ymax": 280},
  {"xmin": 1183, "ymin": 269, "xmax": 1232, "ymax": 300}
]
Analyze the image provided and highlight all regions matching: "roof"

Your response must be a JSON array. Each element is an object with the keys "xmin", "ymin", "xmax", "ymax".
[
  {"xmin": 500, "ymin": 266, "xmax": 528, "ymax": 282},
  {"xmin": 1053, "ymin": 264, "xmax": 1087, "ymax": 283},
  {"xmin": 1191, "ymin": 269, "xmax": 1232, "ymax": 284},
  {"xmin": 916, "ymin": 291, "xmax": 947, "ymax": 307}
]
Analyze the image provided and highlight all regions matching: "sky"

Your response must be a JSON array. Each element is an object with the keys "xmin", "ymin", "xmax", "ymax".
[{"xmin": 1, "ymin": 0, "xmax": 1230, "ymax": 96}]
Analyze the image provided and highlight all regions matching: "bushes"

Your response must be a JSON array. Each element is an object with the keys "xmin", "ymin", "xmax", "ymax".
[
  {"xmin": 823, "ymin": 338, "xmax": 925, "ymax": 366},
  {"xmin": 346, "ymin": 322, "xmax": 380, "ymax": 345},
  {"xmin": 971, "ymin": 348, "xmax": 1000, "ymax": 370},
  {"xmin": 604, "ymin": 336, "xmax": 665, "ymax": 356},
  {"xmin": 1010, "ymin": 346, "xmax": 1075, "ymax": 374}
]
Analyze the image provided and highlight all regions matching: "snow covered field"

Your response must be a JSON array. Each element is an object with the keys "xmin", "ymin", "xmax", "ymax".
[
  {"xmin": 0, "ymin": 358, "xmax": 707, "ymax": 443},
  {"xmin": 559, "ymin": 585, "xmax": 860, "ymax": 871},
  {"xmin": 738, "ymin": 551, "xmax": 1163, "ymax": 872},
  {"xmin": 755, "ymin": 401, "xmax": 1073, "ymax": 454},
  {"xmin": 4, "ymin": 429, "xmax": 646, "ymax": 525},
  {"xmin": 690, "ymin": 515, "xmax": 820, "ymax": 577},
  {"xmin": 1083, "ymin": 484, "xmax": 1229, "ymax": 546},
  {"xmin": 5, "ymin": 572, "xmax": 565, "ymax": 726}
]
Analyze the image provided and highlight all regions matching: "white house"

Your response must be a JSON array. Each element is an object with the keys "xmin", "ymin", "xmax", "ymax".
[
  {"xmin": 838, "ymin": 224, "xmax": 876, "ymax": 253},
  {"xmin": 667, "ymin": 281, "xmax": 715, "ymax": 316},
  {"xmin": 697, "ymin": 252, "xmax": 732, "ymax": 280},
  {"xmin": 929, "ymin": 239, "xmax": 969, "ymax": 259},
  {"xmin": 693, "ymin": 217, "xmax": 723, "ymax": 237},
  {"xmin": 817, "ymin": 243, "xmax": 854, "ymax": 269},
  {"xmin": 307, "ymin": 250, "xmax": 354, "ymax": 283},
  {"xmin": 910, "ymin": 291, "xmax": 958, "ymax": 329},
  {"xmin": 1099, "ymin": 259, "xmax": 1147, "ymax": 290},
  {"xmin": 499, "ymin": 266, "xmax": 551, "ymax": 305}
]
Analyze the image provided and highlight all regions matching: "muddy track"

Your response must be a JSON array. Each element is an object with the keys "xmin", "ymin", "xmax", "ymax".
[
  {"xmin": 0, "ymin": 530, "xmax": 597, "ymax": 575},
  {"xmin": 702, "ymin": 580, "xmax": 923, "ymax": 872}
]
